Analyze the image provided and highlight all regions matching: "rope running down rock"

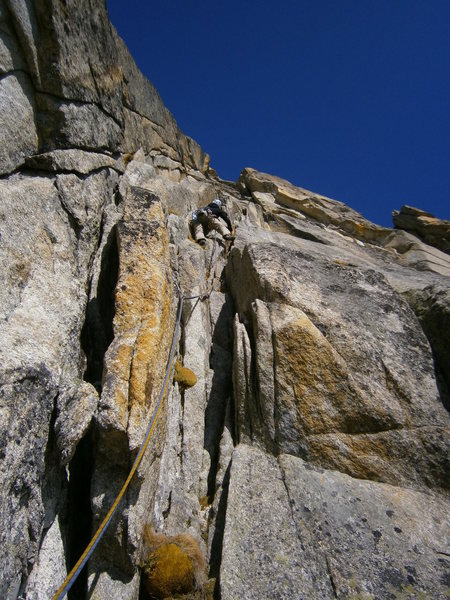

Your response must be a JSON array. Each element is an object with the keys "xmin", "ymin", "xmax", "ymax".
[{"xmin": 52, "ymin": 236, "xmax": 219, "ymax": 599}]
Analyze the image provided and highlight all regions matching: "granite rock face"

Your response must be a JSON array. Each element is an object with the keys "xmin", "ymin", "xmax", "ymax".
[
  {"xmin": 221, "ymin": 444, "xmax": 449, "ymax": 600},
  {"xmin": 0, "ymin": 2, "xmax": 449, "ymax": 600},
  {"xmin": 227, "ymin": 237, "xmax": 449, "ymax": 493},
  {"xmin": 393, "ymin": 204, "xmax": 450, "ymax": 255}
]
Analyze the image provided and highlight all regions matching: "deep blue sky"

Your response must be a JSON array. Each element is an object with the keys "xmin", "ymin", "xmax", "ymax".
[{"xmin": 106, "ymin": 0, "xmax": 449, "ymax": 227}]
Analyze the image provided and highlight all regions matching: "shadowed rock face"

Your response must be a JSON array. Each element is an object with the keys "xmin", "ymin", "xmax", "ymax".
[{"xmin": 0, "ymin": 3, "xmax": 449, "ymax": 600}]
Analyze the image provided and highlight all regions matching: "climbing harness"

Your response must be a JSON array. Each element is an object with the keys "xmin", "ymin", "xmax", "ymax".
[{"xmin": 52, "ymin": 238, "xmax": 220, "ymax": 600}]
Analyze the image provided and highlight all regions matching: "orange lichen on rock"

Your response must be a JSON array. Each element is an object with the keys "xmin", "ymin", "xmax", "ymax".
[
  {"xmin": 174, "ymin": 360, "xmax": 198, "ymax": 389},
  {"xmin": 115, "ymin": 199, "xmax": 173, "ymax": 401},
  {"xmin": 275, "ymin": 311, "xmax": 357, "ymax": 435},
  {"xmin": 98, "ymin": 185, "xmax": 176, "ymax": 451},
  {"xmin": 272, "ymin": 304, "xmax": 398, "ymax": 441},
  {"xmin": 143, "ymin": 542, "xmax": 195, "ymax": 598},
  {"xmin": 141, "ymin": 526, "xmax": 211, "ymax": 599}
]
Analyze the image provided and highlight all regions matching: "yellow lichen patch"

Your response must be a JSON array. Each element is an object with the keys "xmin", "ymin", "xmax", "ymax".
[
  {"xmin": 143, "ymin": 542, "xmax": 195, "ymax": 599},
  {"xmin": 353, "ymin": 222, "xmax": 366, "ymax": 235},
  {"xmin": 341, "ymin": 218, "xmax": 391, "ymax": 243},
  {"xmin": 114, "ymin": 265, "xmax": 165, "ymax": 333},
  {"xmin": 115, "ymin": 257, "xmax": 172, "ymax": 414},
  {"xmin": 274, "ymin": 312, "xmax": 356, "ymax": 435},
  {"xmin": 273, "ymin": 305, "xmax": 395, "ymax": 443},
  {"xmin": 174, "ymin": 360, "xmax": 198, "ymax": 389},
  {"xmin": 141, "ymin": 526, "xmax": 211, "ymax": 599},
  {"xmin": 122, "ymin": 152, "xmax": 134, "ymax": 166},
  {"xmin": 129, "ymin": 327, "xmax": 161, "ymax": 407},
  {"xmin": 198, "ymin": 495, "xmax": 211, "ymax": 510},
  {"xmin": 110, "ymin": 343, "xmax": 134, "ymax": 380},
  {"xmin": 104, "ymin": 342, "xmax": 134, "ymax": 427},
  {"xmin": 98, "ymin": 184, "xmax": 177, "ymax": 449},
  {"xmin": 306, "ymin": 430, "xmax": 414, "ymax": 485},
  {"xmin": 127, "ymin": 299, "xmax": 173, "ymax": 435},
  {"xmin": 418, "ymin": 216, "xmax": 440, "ymax": 226}
]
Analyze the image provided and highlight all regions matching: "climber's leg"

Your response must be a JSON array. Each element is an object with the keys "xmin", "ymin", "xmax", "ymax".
[
  {"xmin": 193, "ymin": 221, "xmax": 206, "ymax": 246},
  {"xmin": 208, "ymin": 216, "xmax": 233, "ymax": 240}
]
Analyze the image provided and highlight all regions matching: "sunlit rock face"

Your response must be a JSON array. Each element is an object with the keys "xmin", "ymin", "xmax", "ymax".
[
  {"xmin": 393, "ymin": 205, "xmax": 450, "ymax": 255},
  {"xmin": 0, "ymin": 2, "xmax": 449, "ymax": 600}
]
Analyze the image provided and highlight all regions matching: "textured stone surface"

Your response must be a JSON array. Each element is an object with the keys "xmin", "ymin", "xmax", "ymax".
[
  {"xmin": 226, "ymin": 233, "xmax": 450, "ymax": 493},
  {"xmin": 0, "ymin": 72, "xmax": 37, "ymax": 174},
  {"xmin": 0, "ymin": 366, "xmax": 57, "ymax": 600},
  {"xmin": 89, "ymin": 163, "xmax": 176, "ymax": 585},
  {"xmin": 0, "ymin": 164, "xmax": 121, "ymax": 596},
  {"xmin": 221, "ymin": 444, "xmax": 334, "ymax": 600},
  {"xmin": 404, "ymin": 284, "xmax": 450, "ymax": 410},
  {"xmin": 239, "ymin": 167, "xmax": 392, "ymax": 242},
  {"xmin": 0, "ymin": 173, "xmax": 80, "ymax": 374},
  {"xmin": 393, "ymin": 204, "xmax": 450, "ymax": 254},
  {"xmin": 279, "ymin": 452, "xmax": 450, "ymax": 600},
  {"xmin": 25, "ymin": 517, "xmax": 66, "ymax": 600},
  {"xmin": 36, "ymin": 93, "xmax": 123, "ymax": 153},
  {"xmin": 25, "ymin": 148, "xmax": 125, "ymax": 174},
  {"xmin": 0, "ymin": 0, "xmax": 27, "ymax": 74},
  {"xmin": 0, "ymin": 1, "xmax": 210, "ymax": 595},
  {"xmin": 382, "ymin": 229, "xmax": 450, "ymax": 276},
  {"xmin": 221, "ymin": 445, "xmax": 450, "ymax": 600},
  {"xmin": 1, "ymin": 1, "xmax": 449, "ymax": 599},
  {"xmin": 55, "ymin": 380, "xmax": 98, "ymax": 465}
]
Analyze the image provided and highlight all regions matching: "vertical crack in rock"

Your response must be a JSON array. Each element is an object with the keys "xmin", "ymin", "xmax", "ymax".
[
  {"xmin": 277, "ymin": 457, "xmax": 305, "ymax": 556},
  {"xmin": 241, "ymin": 317, "xmax": 260, "ymax": 414},
  {"xmin": 202, "ymin": 284, "xmax": 236, "ymax": 595},
  {"xmin": 324, "ymin": 556, "xmax": 339, "ymax": 599},
  {"xmin": 80, "ymin": 225, "xmax": 119, "ymax": 392},
  {"xmin": 179, "ymin": 387, "xmax": 185, "ymax": 468},
  {"xmin": 66, "ymin": 426, "xmax": 94, "ymax": 600},
  {"xmin": 61, "ymin": 224, "xmax": 119, "ymax": 597},
  {"xmin": 26, "ymin": 392, "xmax": 66, "ymax": 597},
  {"xmin": 209, "ymin": 461, "xmax": 231, "ymax": 597},
  {"xmin": 277, "ymin": 456, "xmax": 337, "ymax": 599},
  {"xmin": 86, "ymin": 181, "xmax": 175, "ymax": 594},
  {"xmin": 205, "ymin": 295, "xmax": 235, "ymax": 501}
]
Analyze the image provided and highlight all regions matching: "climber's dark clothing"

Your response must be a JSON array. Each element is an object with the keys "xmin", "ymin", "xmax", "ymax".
[
  {"xmin": 191, "ymin": 202, "xmax": 233, "ymax": 245},
  {"xmin": 203, "ymin": 202, "xmax": 232, "ymax": 231}
]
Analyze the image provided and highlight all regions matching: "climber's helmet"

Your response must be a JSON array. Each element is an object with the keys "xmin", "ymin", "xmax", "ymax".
[{"xmin": 212, "ymin": 199, "xmax": 222, "ymax": 208}]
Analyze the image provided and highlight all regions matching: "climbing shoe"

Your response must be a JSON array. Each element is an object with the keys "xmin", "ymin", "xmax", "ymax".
[
  {"xmin": 224, "ymin": 234, "xmax": 235, "ymax": 241},
  {"xmin": 198, "ymin": 239, "xmax": 206, "ymax": 247}
]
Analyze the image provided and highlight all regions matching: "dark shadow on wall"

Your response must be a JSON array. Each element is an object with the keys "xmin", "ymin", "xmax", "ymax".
[
  {"xmin": 204, "ymin": 293, "xmax": 235, "ymax": 502},
  {"xmin": 209, "ymin": 462, "xmax": 231, "ymax": 600},
  {"xmin": 202, "ymin": 292, "xmax": 235, "ymax": 598},
  {"xmin": 81, "ymin": 225, "xmax": 119, "ymax": 392},
  {"xmin": 404, "ymin": 286, "xmax": 450, "ymax": 412},
  {"xmin": 67, "ymin": 426, "xmax": 94, "ymax": 600}
]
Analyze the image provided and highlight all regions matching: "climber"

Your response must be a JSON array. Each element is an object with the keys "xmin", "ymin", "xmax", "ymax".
[{"xmin": 190, "ymin": 199, "xmax": 234, "ymax": 247}]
